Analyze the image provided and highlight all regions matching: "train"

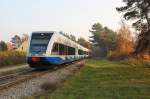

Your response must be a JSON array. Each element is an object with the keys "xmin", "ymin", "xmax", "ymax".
[{"xmin": 27, "ymin": 31, "xmax": 89, "ymax": 69}]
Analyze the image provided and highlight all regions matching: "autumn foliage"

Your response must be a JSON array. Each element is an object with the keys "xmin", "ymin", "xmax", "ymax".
[
  {"xmin": 0, "ymin": 51, "xmax": 26, "ymax": 67},
  {"xmin": 109, "ymin": 23, "xmax": 134, "ymax": 60}
]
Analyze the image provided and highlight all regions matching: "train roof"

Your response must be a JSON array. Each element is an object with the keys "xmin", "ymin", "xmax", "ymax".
[{"xmin": 32, "ymin": 31, "xmax": 55, "ymax": 34}]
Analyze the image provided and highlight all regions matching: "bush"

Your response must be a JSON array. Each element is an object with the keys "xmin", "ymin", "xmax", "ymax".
[
  {"xmin": 108, "ymin": 22, "xmax": 134, "ymax": 60},
  {"xmin": 0, "ymin": 51, "xmax": 26, "ymax": 67}
]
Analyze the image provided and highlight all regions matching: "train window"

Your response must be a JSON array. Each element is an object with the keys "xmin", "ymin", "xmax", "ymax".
[
  {"xmin": 64, "ymin": 45, "xmax": 68, "ymax": 55},
  {"xmin": 78, "ymin": 49, "xmax": 87, "ymax": 55},
  {"xmin": 78, "ymin": 50, "xmax": 81, "ymax": 55},
  {"xmin": 86, "ymin": 52, "xmax": 88, "ymax": 55},
  {"xmin": 30, "ymin": 33, "xmax": 52, "ymax": 54},
  {"xmin": 51, "ymin": 43, "xmax": 59, "ymax": 55},
  {"xmin": 59, "ymin": 44, "xmax": 67, "ymax": 55},
  {"xmin": 51, "ymin": 43, "xmax": 76, "ymax": 55},
  {"xmin": 78, "ymin": 49, "xmax": 84, "ymax": 55},
  {"xmin": 68, "ymin": 46, "xmax": 75, "ymax": 55},
  {"xmin": 84, "ymin": 51, "xmax": 87, "ymax": 55},
  {"xmin": 51, "ymin": 43, "xmax": 68, "ymax": 55}
]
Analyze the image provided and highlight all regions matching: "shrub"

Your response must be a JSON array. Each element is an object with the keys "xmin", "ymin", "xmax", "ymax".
[
  {"xmin": 125, "ymin": 57, "xmax": 150, "ymax": 67},
  {"xmin": 0, "ymin": 51, "xmax": 26, "ymax": 67}
]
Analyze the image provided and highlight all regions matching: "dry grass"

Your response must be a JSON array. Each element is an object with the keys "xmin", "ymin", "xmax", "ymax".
[{"xmin": 126, "ymin": 57, "xmax": 150, "ymax": 67}]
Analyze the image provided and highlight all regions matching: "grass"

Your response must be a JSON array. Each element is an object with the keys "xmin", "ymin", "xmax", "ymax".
[{"xmin": 25, "ymin": 59, "xmax": 150, "ymax": 99}]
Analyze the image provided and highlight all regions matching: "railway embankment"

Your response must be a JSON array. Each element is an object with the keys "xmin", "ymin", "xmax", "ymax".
[
  {"xmin": 0, "ymin": 60, "xmax": 85, "ymax": 99},
  {"xmin": 25, "ymin": 59, "xmax": 150, "ymax": 99}
]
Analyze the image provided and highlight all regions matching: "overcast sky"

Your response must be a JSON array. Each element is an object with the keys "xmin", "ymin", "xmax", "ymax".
[{"xmin": 0, "ymin": 0, "xmax": 124, "ymax": 41}]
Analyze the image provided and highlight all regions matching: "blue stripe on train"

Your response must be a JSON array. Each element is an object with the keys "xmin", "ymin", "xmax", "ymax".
[
  {"xmin": 27, "ymin": 57, "xmax": 65, "ymax": 65},
  {"xmin": 45, "ymin": 57, "xmax": 64, "ymax": 64}
]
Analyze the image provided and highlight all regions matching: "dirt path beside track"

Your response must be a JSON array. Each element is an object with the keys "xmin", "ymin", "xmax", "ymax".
[{"xmin": 0, "ymin": 64, "xmax": 29, "ymax": 74}]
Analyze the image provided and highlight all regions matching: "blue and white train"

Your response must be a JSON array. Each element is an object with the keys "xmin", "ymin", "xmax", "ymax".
[{"xmin": 27, "ymin": 31, "xmax": 89, "ymax": 69}]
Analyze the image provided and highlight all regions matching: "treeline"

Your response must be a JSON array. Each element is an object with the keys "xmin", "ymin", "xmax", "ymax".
[
  {"xmin": 0, "ymin": 33, "xmax": 29, "ymax": 52},
  {"xmin": 0, "ymin": 34, "xmax": 28, "ymax": 67},
  {"xmin": 89, "ymin": 21, "xmax": 149, "ymax": 61},
  {"xmin": 89, "ymin": 0, "xmax": 150, "ymax": 61}
]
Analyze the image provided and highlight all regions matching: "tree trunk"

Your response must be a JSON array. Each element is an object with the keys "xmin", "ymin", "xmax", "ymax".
[{"xmin": 135, "ymin": 30, "xmax": 150, "ymax": 54}]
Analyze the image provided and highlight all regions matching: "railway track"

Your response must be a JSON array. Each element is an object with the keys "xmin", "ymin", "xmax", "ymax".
[
  {"xmin": 0, "ymin": 69, "xmax": 34, "ymax": 90},
  {"xmin": 0, "ymin": 68, "xmax": 55, "ymax": 90},
  {"xmin": 0, "ymin": 61, "xmax": 82, "ymax": 91},
  {"xmin": 0, "ymin": 69, "xmax": 33, "ymax": 81}
]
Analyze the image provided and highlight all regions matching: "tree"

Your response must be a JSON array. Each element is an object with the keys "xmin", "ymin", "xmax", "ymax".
[
  {"xmin": 116, "ymin": 0, "xmax": 150, "ymax": 54},
  {"xmin": 69, "ymin": 34, "xmax": 76, "ymax": 42},
  {"xmin": 0, "ymin": 41, "xmax": 8, "ymax": 51},
  {"xmin": 11, "ymin": 35, "xmax": 22, "ymax": 49},
  {"xmin": 90, "ymin": 23, "xmax": 116, "ymax": 57},
  {"xmin": 21, "ymin": 33, "xmax": 29, "ymax": 43},
  {"xmin": 77, "ymin": 38, "xmax": 92, "ymax": 49},
  {"xmin": 59, "ymin": 31, "xmax": 77, "ymax": 42},
  {"xmin": 59, "ymin": 31, "xmax": 91, "ymax": 49},
  {"xmin": 90, "ymin": 23, "xmax": 103, "ymax": 45},
  {"xmin": 112, "ymin": 22, "xmax": 134, "ymax": 57}
]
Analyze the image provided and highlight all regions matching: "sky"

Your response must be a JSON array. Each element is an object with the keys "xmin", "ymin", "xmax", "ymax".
[{"xmin": 0, "ymin": 0, "xmax": 124, "ymax": 42}]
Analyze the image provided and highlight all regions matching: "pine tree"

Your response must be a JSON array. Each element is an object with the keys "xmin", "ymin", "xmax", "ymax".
[
  {"xmin": 116, "ymin": 0, "xmax": 150, "ymax": 53},
  {"xmin": 90, "ymin": 23, "xmax": 116, "ymax": 57}
]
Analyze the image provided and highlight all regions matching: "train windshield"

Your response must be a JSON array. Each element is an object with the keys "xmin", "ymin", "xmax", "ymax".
[{"xmin": 30, "ymin": 33, "xmax": 53, "ymax": 54}]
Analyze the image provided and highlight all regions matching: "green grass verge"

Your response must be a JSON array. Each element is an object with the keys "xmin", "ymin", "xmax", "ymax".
[{"xmin": 25, "ymin": 59, "xmax": 150, "ymax": 99}]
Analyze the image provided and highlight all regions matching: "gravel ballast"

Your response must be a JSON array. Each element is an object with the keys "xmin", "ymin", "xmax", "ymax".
[{"xmin": 0, "ymin": 61, "xmax": 84, "ymax": 99}]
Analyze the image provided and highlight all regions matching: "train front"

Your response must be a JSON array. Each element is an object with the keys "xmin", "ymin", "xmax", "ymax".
[{"xmin": 27, "ymin": 32, "xmax": 53, "ymax": 68}]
